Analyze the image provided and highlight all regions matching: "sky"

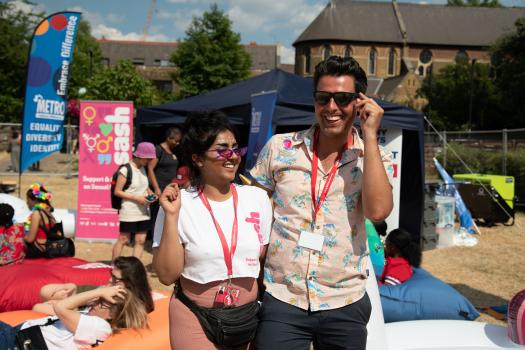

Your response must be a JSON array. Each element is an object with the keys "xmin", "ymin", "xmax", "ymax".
[{"xmin": 12, "ymin": 0, "xmax": 525, "ymax": 64}]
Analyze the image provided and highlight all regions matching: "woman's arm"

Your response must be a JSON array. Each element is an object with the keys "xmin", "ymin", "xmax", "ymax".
[
  {"xmin": 257, "ymin": 245, "xmax": 268, "ymax": 300},
  {"xmin": 147, "ymin": 158, "xmax": 161, "ymax": 196},
  {"xmin": 53, "ymin": 286, "xmax": 125, "ymax": 334},
  {"xmin": 40, "ymin": 283, "xmax": 77, "ymax": 301},
  {"xmin": 153, "ymin": 184, "xmax": 185, "ymax": 285},
  {"xmin": 114, "ymin": 171, "xmax": 149, "ymax": 206},
  {"xmin": 24, "ymin": 211, "xmax": 41, "ymax": 244}
]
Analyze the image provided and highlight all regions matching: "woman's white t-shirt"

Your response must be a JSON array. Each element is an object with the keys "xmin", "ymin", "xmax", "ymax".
[
  {"xmin": 153, "ymin": 184, "xmax": 272, "ymax": 284},
  {"xmin": 118, "ymin": 162, "xmax": 150, "ymax": 222},
  {"xmin": 21, "ymin": 314, "xmax": 112, "ymax": 349}
]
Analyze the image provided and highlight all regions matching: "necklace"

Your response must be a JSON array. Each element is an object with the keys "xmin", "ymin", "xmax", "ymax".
[{"xmin": 24, "ymin": 203, "xmax": 50, "ymax": 233}]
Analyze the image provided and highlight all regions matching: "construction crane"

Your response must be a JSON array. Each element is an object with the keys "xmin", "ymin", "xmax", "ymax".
[{"xmin": 142, "ymin": 0, "xmax": 157, "ymax": 41}]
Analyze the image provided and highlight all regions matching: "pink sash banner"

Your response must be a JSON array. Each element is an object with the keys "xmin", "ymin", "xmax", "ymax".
[{"xmin": 76, "ymin": 101, "xmax": 133, "ymax": 240}]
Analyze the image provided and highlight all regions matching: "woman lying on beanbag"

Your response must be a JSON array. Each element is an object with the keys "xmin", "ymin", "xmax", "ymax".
[{"xmin": 0, "ymin": 285, "xmax": 148, "ymax": 349}]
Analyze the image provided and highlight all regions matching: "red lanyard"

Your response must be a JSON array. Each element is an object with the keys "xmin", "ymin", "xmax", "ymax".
[
  {"xmin": 310, "ymin": 128, "xmax": 350, "ymax": 224},
  {"xmin": 198, "ymin": 184, "xmax": 238, "ymax": 279}
]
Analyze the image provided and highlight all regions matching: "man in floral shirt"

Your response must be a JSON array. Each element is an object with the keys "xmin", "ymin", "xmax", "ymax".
[{"xmin": 250, "ymin": 56, "xmax": 393, "ymax": 349}]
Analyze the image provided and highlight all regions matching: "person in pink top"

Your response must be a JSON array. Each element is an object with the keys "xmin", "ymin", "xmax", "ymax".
[
  {"xmin": 380, "ymin": 228, "xmax": 422, "ymax": 286},
  {"xmin": 112, "ymin": 142, "xmax": 157, "ymax": 260}
]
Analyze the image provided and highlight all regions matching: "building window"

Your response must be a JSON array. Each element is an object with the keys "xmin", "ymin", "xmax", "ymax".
[
  {"xmin": 418, "ymin": 66, "xmax": 424, "ymax": 76},
  {"xmin": 455, "ymin": 49, "xmax": 469, "ymax": 63},
  {"xmin": 388, "ymin": 48, "xmax": 396, "ymax": 76},
  {"xmin": 132, "ymin": 58, "xmax": 145, "ymax": 66},
  {"xmin": 305, "ymin": 48, "xmax": 311, "ymax": 74},
  {"xmin": 323, "ymin": 45, "xmax": 331, "ymax": 60},
  {"xmin": 344, "ymin": 46, "xmax": 352, "ymax": 58},
  {"xmin": 153, "ymin": 80, "xmax": 172, "ymax": 93},
  {"xmin": 154, "ymin": 59, "xmax": 173, "ymax": 67},
  {"xmin": 368, "ymin": 48, "xmax": 377, "ymax": 75},
  {"xmin": 419, "ymin": 50, "xmax": 432, "ymax": 64}
]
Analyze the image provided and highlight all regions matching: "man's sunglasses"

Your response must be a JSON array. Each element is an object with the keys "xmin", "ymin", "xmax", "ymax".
[
  {"xmin": 207, "ymin": 147, "xmax": 247, "ymax": 160},
  {"xmin": 314, "ymin": 91, "xmax": 358, "ymax": 107}
]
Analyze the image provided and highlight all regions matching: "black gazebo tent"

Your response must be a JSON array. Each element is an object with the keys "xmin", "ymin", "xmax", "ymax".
[{"xmin": 137, "ymin": 68, "xmax": 425, "ymax": 241}]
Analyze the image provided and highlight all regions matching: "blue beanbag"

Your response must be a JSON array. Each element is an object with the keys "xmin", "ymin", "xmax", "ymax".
[{"xmin": 379, "ymin": 268, "xmax": 480, "ymax": 323}]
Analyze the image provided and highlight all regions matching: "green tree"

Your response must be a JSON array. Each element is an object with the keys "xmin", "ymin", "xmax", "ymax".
[
  {"xmin": 490, "ymin": 18, "xmax": 525, "ymax": 129},
  {"xmin": 170, "ymin": 4, "xmax": 251, "ymax": 98},
  {"xmin": 85, "ymin": 60, "xmax": 160, "ymax": 107},
  {"xmin": 0, "ymin": 1, "xmax": 43, "ymax": 122},
  {"xmin": 447, "ymin": 0, "xmax": 502, "ymax": 7},
  {"xmin": 418, "ymin": 60, "xmax": 500, "ymax": 130},
  {"xmin": 68, "ymin": 20, "xmax": 103, "ymax": 99}
]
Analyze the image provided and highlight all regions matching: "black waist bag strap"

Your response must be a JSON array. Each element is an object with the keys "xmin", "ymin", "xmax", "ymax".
[{"xmin": 16, "ymin": 318, "xmax": 59, "ymax": 350}]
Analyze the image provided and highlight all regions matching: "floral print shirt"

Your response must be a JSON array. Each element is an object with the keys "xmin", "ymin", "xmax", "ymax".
[
  {"xmin": 250, "ymin": 125, "xmax": 394, "ymax": 311},
  {"xmin": 0, "ymin": 223, "xmax": 26, "ymax": 265}
]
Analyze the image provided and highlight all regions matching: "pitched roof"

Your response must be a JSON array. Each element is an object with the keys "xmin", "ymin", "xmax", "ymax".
[
  {"xmin": 295, "ymin": 0, "xmax": 403, "ymax": 45},
  {"xmin": 399, "ymin": 3, "xmax": 525, "ymax": 46},
  {"xmin": 377, "ymin": 74, "xmax": 407, "ymax": 97},
  {"xmin": 294, "ymin": 0, "xmax": 525, "ymax": 47}
]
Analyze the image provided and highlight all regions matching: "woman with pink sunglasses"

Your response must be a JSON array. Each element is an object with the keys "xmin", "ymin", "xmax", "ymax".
[{"xmin": 153, "ymin": 111, "xmax": 273, "ymax": 350}]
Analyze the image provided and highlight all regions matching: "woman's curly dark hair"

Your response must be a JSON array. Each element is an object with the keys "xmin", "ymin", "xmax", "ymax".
[{"xmin": 180, "ymin": 110, "xmax": 238, "ymax": 189}]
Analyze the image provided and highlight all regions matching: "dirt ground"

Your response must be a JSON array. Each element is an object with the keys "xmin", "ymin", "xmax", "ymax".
[{"xmin": 1, "ymin": 151, "xmax": 524, "ymax": 326}]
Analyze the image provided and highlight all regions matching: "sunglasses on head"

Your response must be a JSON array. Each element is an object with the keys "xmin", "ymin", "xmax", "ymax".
[
  {"xmin": 314, "ymin": 91, "xmax": 358, "ymax": 107},
  {"xmin": 207, "ymin": 147, "xmax": 247, "ymax": 160}
]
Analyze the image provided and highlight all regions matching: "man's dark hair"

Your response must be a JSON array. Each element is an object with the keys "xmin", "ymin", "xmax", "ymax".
[{"xmin": 313, "ymin": 55, "xmax": 367, "ymax": 94}]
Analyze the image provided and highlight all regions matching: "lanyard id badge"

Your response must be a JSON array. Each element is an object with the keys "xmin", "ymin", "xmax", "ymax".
[
  {"xmin": 199, "ymin": 184, "xmax": 241, "ymax": 307},
  {"xmin": 303, "ymin": 128, "xmax": 350, "ymax": 252},
  {"xmin": 298, "ymin": 230, "xmax": 325, "ymax": 251},
  {"xmin": 214, "ymin": 285, "xmax": 240, "ymax": 307}
]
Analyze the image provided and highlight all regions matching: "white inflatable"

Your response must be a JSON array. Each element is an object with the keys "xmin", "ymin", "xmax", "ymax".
[
  {"xmin": 0, "ymin": 194, "xmax": 30, "ymax": 223},
  {"xmin": 53, "ymin": 208, "xmax": 76, "ymax": 238},
  {"xmin": 0, "ymin": 194, "xmax": 76, "ymax": 238},
  {"xmin": 385, "ymin": 320, "xmax": 524, "ymax": 350},
  {"xmin": 365, "ymin": 258, "xmax": 524, "ymax": 350}
]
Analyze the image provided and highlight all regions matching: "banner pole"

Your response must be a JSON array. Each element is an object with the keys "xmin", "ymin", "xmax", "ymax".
[{"xmin": 18, "ymin": 172, "xmax": 21, "ymax": 198}]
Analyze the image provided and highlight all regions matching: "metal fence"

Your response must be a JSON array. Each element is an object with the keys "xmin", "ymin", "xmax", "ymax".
[
  {"xmin": 0, "ymin": 122, "xmax": 78, "ymax": 177},
  {"xmin": 424, "ymin": 128, "xmax": 525, "ymax": 207}
]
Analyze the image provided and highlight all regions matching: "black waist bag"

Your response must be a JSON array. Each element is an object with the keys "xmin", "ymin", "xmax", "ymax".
[
  {"xmin": 38, "ymin": 211, "xmax": 75, "ymax": 258},
  {"xmin": 176, "ymin": 285, "xmax": 260, "ymax": 348}
]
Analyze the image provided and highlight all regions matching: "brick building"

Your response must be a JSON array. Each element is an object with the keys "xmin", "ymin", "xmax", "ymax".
[
  {"xmin": 293, "ymin": 0, "xmax": 525, "ymax": 109},
  {"xmin": 97, "ymin": 39, "xmax": 280, "ymax": 94}
]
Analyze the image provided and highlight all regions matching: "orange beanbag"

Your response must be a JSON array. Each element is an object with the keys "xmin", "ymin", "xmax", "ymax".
[{"xmin": 0, "ymin": 290, "xmax": 171, "ymax": 350}]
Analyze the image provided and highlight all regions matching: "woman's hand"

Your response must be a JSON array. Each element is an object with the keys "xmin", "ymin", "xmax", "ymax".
[
  {"xmin": 99, "ymin": 285, "xmax": 127, "ymax": 304},
  {"xmin": 159, "ymin": 183, "xmax": 182, "ymax": 216},
  {"xmin": 134, "ymin": 195, "xmax": 150, "ymax": 206}
]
